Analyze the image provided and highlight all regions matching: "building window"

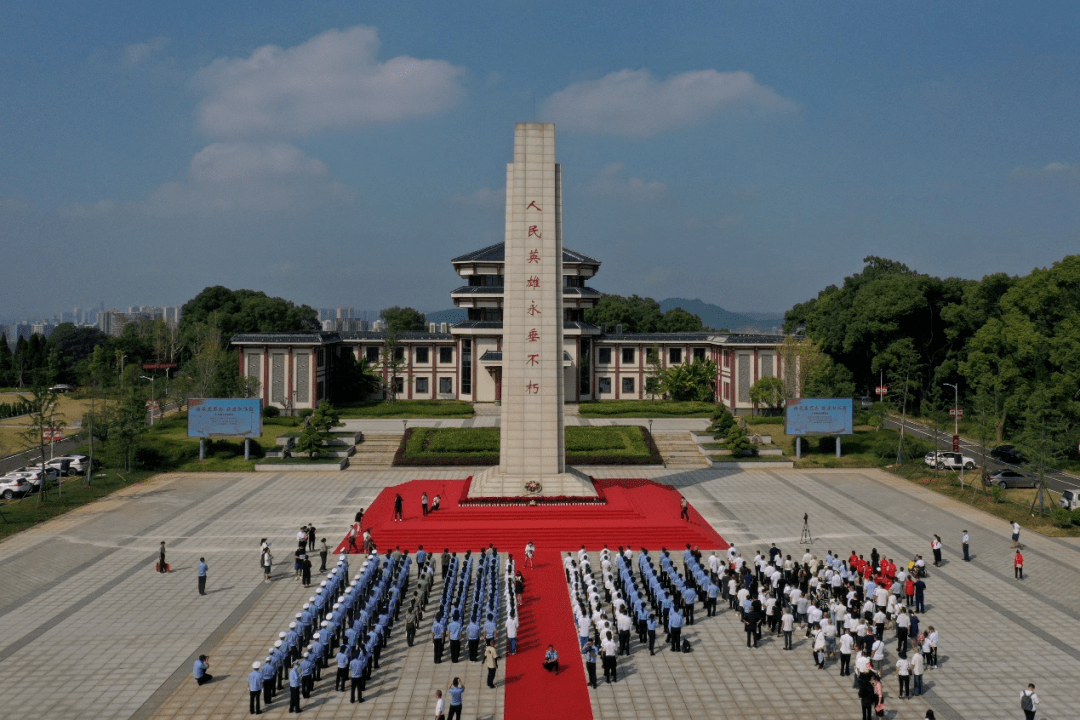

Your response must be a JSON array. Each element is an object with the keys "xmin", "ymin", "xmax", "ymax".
[
  {"xmin": 394, "ymin": 377, "xmax": 404, "ymax": 394},
  {"xmin": 669, "ymin": 348, "xmax": 682, "ymax": 364},
  {"xmin": 622, "ymin": 377, "xmax": 635, "ymax": 394},
  {"xmin": 579, "ymin": 338, "xmax": 590, "ymax": 395},
  {"xmin": 416, "ymin": 377, "xmax": 429, "ymax": 393},
  {"xmin": 724, "ymin": 382, "xmax": 730, "ymax": 399},
  {"xmin": 439, "ymin": 378, "xmax": 453, "ymax": 394},
  {"xmin": 439, "ymin": 347, "xmax": 453, "ymax": 364},
  {"xmin": 621, "ymin": 347, "xmax": 635, "ymax": 364},
  {"xmin": 416, "ymin": 347, "xmax": 429, "ymax": 364},
  {"xmin": 598, "ymin": 377, "xmax": 611, "ymax": 394},
  {"xmin": 693, "ymin": 347, "xmax": 705, "ymax": 362},
  {"xmin": 598, "ymin": 348, "xmax": 611, "ymax": 364},
  {"xmin": 366, "ymin": 347, "xmax": 379, "ymax": 363},
  {"xmin": 394, "ymin": 347, "xmax": 404, "ymax": 362},
  {"xmin": 461, "ymin": 340, "xmax": 472, "ymax": 394}
]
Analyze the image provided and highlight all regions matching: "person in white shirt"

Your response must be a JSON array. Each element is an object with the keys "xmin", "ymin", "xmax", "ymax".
[
  {"xmin": 1012, "ymin": 521, "xmax": 1022, "ymax": 548},
  {"xmin": 871, "ymin": 637, "xmax": 886, "ymax": 674},
  {"xmin": 927, "ymin": 626, "xmax": 939, "ymax": 668},
  {"xmin": 895, "ymin": 607, "xmax": 911, "ymax": 653},
  {"xmin": 1021, "ymin": 683, "xmax": 1039, "ymax": 720},
  {"xmin": 505, "ymin": 610, "xmax": 518, "ymax": 655},
  {"xmin": 781, "ymin": 609, "xmax": 795, "ymax": 650},
  {"xmin": 838, "ymin": 630, "xmax": 854, "ymax": 675},
  {"xmin": 853, "ymin": 650, "xmax": 871, "ymax": 689},
  {"xmin": 895, "ymin": 654, "xmax": 911, "ymax": 697},
  {"xmin": 910, "ymin": 651, "xmax": 925, "ymax": 695},
  {"xmin": 813, "ymin": 629, "xmax": 826, "ymax": 668},
  {"xmin": 524, "ymin": 542, "xmax": 535, "ymax": 570}
]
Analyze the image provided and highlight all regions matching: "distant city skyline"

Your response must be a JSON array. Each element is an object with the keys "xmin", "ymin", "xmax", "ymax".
[{"xmin": 3, "ymin": 2, "xmax": 1078, "ymax": 320}]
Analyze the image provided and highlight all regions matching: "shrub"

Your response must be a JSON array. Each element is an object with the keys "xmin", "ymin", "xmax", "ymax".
[
  {"xmin": 1072, "ymin": 508, "xmax": 1080, "ymax": 526},
  {"xmin": 710, "ymin": 405, "xmax": 735, "ymax": 438},
  {"xmin": 263, "ymin": 405, "xmax": 281, "ymax": 418},
  {"xmin": 988, "ymin": 485, "xmax": 1004, "ymax": 503},
  {"xmin": 298, "ymin": 408, "xmax": 314, "ymax": 420},
  {"xmin": 725, "ymin": 424, "xmax": 757, "ymax": 457},
  {"xmin": 1051, "ymin": 506, "xmax": 1073, "ymax": 528}
]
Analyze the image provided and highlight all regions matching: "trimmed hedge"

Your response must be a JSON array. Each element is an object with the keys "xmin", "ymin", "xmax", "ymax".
[
  {"xmin": 393, "ymin": 426, "xmax": 663, "ymax": 466},
  {"xmin": 577, "ymin": 400, "xmax": 715, "ymax": 418}
]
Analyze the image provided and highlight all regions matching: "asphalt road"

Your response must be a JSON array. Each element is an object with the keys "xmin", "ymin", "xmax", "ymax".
[{"xmin": 884, "ymin": 415, "xmax": 1080, "ymax": 494}]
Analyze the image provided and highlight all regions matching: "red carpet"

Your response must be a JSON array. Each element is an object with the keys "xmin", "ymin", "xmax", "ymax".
[{"xmin": 336, "ymin": 478, "xmax": 727, "ymax": 720}]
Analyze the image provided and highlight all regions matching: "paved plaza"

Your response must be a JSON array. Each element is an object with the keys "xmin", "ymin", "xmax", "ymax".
[{"xmin": 0, "ymin": 465, "xmax": 1076, "ymax": 719}]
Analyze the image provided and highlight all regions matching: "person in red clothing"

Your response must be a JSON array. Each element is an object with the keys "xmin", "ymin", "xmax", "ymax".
[
  {"xmin": 904, "ymin": 577, "xmax": 915, "ymax": 607},
  {"xmin": 1014, "ymin": 550, "xmax": 1024, "ymax": 580}
]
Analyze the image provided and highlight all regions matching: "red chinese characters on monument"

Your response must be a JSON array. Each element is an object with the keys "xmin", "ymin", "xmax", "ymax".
[
  {"xmin": 527, "ymin": 354, "xmax": 540, "ymax": 366},
  {"xmin": 528, "ymin": 225, "xmax": 542, "ymax": 238},
  {"xmin": 523, "ymin": 200, "xmax": 544, "ymax": 400},
  {"xmin": 528, "ymin": 249, "xmax": 541, "ymax": 264},
  {"xmin": 527, "ymin": 200, "xmax": 541, "ymax": 211},
  {"xmin": 527, "ymin": 329, "xmax": 540, "ymax": 342},
  {"xmin": 526, "ymin": 381, "xmax": 539, "ymax": 394},
  {"xmin": 527, "ymin": 301, "xmax": 541, "ymax": 316},
  {"xmin": 526, "ymin": 276, "xmax": 540, "ymax": 288}
]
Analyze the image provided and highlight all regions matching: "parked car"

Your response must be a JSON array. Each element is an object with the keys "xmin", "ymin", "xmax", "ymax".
[
  {"xmin": 1059, "ymin": 489, "xmax": 1080, "ymax": 511},
  {"xmin": 52, "ymin": 455, "xmax": 91, "ymax": 474},
  {"xmin": 924, "ymin": 451, "xmax": 976, "ymax": 471},
  {"xmin": 986, "ymin": 469, "xmax": 1039, "ymax": 490},
  {"xmin": 990, "ymin": 445, "xmax": 1028, "ymax": 466},
  {"xmin": 25, "ymin": 463, "xmax": 65, "ymax": 480},
  {"xmin": 49, "ymin": 384, "xmax": 75, "ymax": 393},
  {"xmin": 0, "ymin": 475, "xmax": 33, "ymax": 500}
]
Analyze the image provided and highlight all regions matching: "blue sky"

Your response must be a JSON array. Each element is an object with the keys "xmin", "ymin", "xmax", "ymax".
[{"xmin": 3, "ymin": 1, "xmax": 1078, "ymax": 322}]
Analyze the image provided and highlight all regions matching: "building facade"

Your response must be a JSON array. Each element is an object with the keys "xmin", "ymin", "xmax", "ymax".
[{"xmin": 231, "ymin": 242, "xmax": 789, "ymax": 414}]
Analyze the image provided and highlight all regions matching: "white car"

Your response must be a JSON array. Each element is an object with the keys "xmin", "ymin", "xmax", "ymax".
[
  {"xmin": 51, "ymin": 455, "xmax": 91, "ymax": 474},
  {"xmin": 0, "ymin": 475, "xmax": 33, "ymax": 499},
  {"xmin": 924, "ymin": 451, "xmax": 976, "ymax": 471}
]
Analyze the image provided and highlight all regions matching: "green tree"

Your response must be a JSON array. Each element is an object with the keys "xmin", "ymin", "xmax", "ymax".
[
  {"xmin": 644, "ymin": 344, "xmax": 665, "ymax": 402},
  {"xmin": 709, "ymin": 404, "xmax": 735, "ymax": 438},
  {"xmin": 658, "ymin": 307, "xmax": 705, "ymax": 332},
  {"xmin": 111, "ymin": 388, "xmax": 149, "ymax": 471},
  {"xmin": 874, "ymin": 337, "xmax": 921, "ymax": 462},
  {"xmin": 749, "ymin": 376, "xmax": 786, "ymax": 415},
  {"xmin": 725, "ymin": 422, "xmax": 757, "ymax": 458},
  {"xmin": 380, "ymin": 331, "xmax": 407, "ymax": 401},
  {"xmin": 663, "ymin": 357, "xmax": 717, "ymax": 402},
  {"xmin": 292, "ymin": 401, "xmax": 342, "ymax": 457},
  {"xmin": 19, "ymin": 383, "xmax": 63, "ymax": 502},
  {"xmin": 380, "ymin": 306, "xmax": 427, "ymax": 333},
  {"xmin": 0, "ymin": 334, "xmax": 13, "ymax": 386},
  {"xmin": 585, "ymin": 294, "xmax": 705, "ymax": 334},
  {"xmin": 180, "ymin": 286, "xmax": 319, "ymax": 349}
]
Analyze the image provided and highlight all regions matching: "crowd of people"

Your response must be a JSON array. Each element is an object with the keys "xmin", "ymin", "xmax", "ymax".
[{"xmin": 244, "ymin": 536, "xmax": 426, "ymax": 714}]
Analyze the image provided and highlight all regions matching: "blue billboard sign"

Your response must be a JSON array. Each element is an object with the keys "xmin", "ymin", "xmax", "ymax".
[
  {"xmin": 785, "ymin": 398, "xmax": 853, "ymax": 436},
  {"xmin": 187, "ymin": 398, "xmax": 263, "ymax": 438}
]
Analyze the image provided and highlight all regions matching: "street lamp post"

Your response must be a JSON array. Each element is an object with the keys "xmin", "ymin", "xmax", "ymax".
[
  {"xmin": 140, "ymin": 375, "xmax": 157, "ymax": 425},
  {"xmin": 943, "ymin": 382, "xmax": 962, "ymax": 488}
]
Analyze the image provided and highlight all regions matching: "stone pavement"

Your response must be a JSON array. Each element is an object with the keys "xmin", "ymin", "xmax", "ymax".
[{"xmin": 0, "ymin": 466, "xmax": 1075, "ymax": 719}]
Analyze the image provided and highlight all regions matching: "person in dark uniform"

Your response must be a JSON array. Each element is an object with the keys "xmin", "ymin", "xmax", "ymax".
[
  {"xmin": 679, "ymin": 496, "xmax": 689, "ymax": 521},
  {"xmin": 582, "ymin": 640, "xmax": 599, "ymax": 688},
  {"xmin": 159, "ymin": 541, "xmax": 168, "ymax": 573},
  {"xmin": 196, "ymin": 558, "xmax": 208, "ymax": 595},
  {"xmin": 394, "ymin": 494, "xmax": 404, "ymax": 521}
]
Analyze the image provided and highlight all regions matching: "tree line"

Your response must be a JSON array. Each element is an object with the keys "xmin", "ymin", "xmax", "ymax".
[{"xmin": 785, "ymin": 254, "xmax": 1080, "ymax": 462}]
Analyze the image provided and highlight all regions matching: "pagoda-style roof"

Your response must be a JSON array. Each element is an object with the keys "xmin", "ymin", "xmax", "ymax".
[{"xmin": 451, "ymin": 242, "xmax": 601, "ymax": 266}]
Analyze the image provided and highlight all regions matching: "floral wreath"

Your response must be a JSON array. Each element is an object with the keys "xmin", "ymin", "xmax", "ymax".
[{"xmin": 524, "ymin": 480, "xmax": 542, "ymax": 494}]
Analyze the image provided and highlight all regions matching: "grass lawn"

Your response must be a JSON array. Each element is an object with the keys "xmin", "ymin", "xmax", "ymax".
[
  {"xmin": 577, "ymin": 400, "xmax": 716, "ymax": 418},
  {"xmin": 335, "ymin": 400, "xmax": 474, "ymax": 418},
  {"xmin": 397, "ymin": 426, "xmax": 657, "ymax": 464},
  {"xmin": 0, "ymin": 469, "xmax": 154, "ymax": 541}
]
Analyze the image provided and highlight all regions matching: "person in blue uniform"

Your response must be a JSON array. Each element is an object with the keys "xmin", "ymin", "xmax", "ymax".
[
  {"xmin": 248, "ymin": 662, "xmax": 263, "ymax": 715},
  {"xmin": 349, "ymin": 653, "xmax": 365, "ymax": 703},
  {"xmin": 193, "ymin": 655, "xmax": 212, "ymax": 685},
  {"xmin": 287, "ymin": 665, "xmax": 301, "ymax": 713}
]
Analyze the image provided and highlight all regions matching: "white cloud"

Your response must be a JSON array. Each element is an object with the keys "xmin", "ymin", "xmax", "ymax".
[
  {"xmin": 584, "ymin": 164, "xmax": 666, "ymax": 200},
  {"xmin": 1010, "ymin": 161, "xmax": 1077, "ymax": 178},
  {"xmin": 195, "ymin": 25, "xmax": 466, "ymax": 138},
  {"xmin": 140, "ymin": 142, "xmax": 353, "ymax": 216},
  {"xmin": 450, "ymin": 186, "xmax": 505, "ymax": 208},
  {"xmin": 542, "ymin": 69, "xmax": 798, "ymax": 138},
  {"xmin": 123, "ymin": 37, "xmax": 169, "ymax": 69}
]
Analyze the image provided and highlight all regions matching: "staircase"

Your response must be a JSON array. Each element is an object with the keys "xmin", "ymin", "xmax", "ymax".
[
  {"xmin": 651, "ymin": 431, "xmax": 711, "ymax": 468},
  {"xmin": 348, "ymin": 433, "xmax": 402, "ymax": 468}
]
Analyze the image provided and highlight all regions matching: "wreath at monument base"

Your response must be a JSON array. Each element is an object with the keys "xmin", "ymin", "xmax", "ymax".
[{"xmin": 524, "ymin": 480, "xmax": 542, "ymax": 494}]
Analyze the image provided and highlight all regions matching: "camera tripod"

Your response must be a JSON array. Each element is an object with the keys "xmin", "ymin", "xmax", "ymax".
[{"xmin": 800, "ymin": 513, "xmax": 814, "ymax": 544}]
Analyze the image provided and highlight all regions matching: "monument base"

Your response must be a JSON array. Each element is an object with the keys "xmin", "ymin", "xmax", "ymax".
[{"xmin": 467, "ymin": 465, "xmax": 599, "ymax": 499}]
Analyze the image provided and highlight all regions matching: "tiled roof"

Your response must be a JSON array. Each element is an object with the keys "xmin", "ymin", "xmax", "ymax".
[
  {"xmin": 338, "ymin": 331, "xmax": 454, "ymax": 341},
  {"xmin": 598, "ymin": 332, "xmax": 786, "ymax": 344},
  {"xmin": 230, "ymin": 332, "xmax": 340, "ymax": 344},
  {"xmin": 479, "ymin": 350, "xmax": 573, "ymax": 363},
  {"xmin": 451, "ymin": 242, "xmax": 601, "ymax": 266}
]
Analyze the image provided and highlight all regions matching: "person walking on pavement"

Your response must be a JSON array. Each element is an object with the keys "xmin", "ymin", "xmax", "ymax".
[
  {"xmin": 319, "ymin": 539, "xmax": 329, "ymax": 572},
  {"xmin": 434, "ymin": 689, "xmax": 444, "ymax": 720},
  {"xmin": 525, "ymin": 541, "xmax": 535, "ymax": 570},
  {"xmin": 1011, "ymin": 520, "xmax": 1022, "ymax": 548},
  {"xmin": 931, "ymin": 536, "xmax": 942, "ymax": 567},
  {"xmin": 962, "ymin": 530, "xmax": 970, "ymax": 562},
  {"xmin": 483, "ymin": 639, "xmax": 499, "ymax": 688},
  {"xmin": 1015, "ymin": 549, "xmax": 1024, "ymax": 580},
  {"xmin": 262, "ymin": 545, "xmax": 273, "ymax": 583},
  {"xmin": 197, "ymin": 557, "xmax": 208, "ymax": 595},
  {"xmin": 680, "ymin": 495, "xmax": 690, "ymax": 521},
  {"xmin": 1020, "ymin": 683, "xmax": 1039, "ymax": 720},
  {"xmin": 159, "ymin": 541, "xmax": 168, "ymax": 573},
  {"xmin": 248, "ymin": 662, "xmax": 263, "ymax": 715}
]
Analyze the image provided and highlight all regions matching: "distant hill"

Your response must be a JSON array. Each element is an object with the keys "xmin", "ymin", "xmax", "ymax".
[{"xmin": 658, "ymin": 298, "xmax": 784, "ymax": 334}]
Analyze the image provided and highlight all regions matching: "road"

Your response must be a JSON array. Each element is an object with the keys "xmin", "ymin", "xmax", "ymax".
[{"xmin": 885, "ymin": 415, "xmax": 1080, "ymax": 494}]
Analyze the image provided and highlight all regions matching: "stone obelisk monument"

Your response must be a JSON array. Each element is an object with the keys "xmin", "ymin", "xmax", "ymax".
[{"xmin": 468, "ymin": 123, "xmax": 596, "ymax": 498}]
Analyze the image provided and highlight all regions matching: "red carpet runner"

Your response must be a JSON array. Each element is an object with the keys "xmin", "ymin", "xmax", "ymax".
[{"xmin": 337, "ymin": 478, "xmax": 727, "ymax": 720}]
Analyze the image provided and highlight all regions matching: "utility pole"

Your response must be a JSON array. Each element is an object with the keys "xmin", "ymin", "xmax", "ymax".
[{"xmin": 944, "ymin": 382, "xmax": 962, "ymax": 489}]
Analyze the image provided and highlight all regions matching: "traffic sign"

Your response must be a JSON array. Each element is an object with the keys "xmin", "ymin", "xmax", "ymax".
[
  {"xmin": 43, "ymin": 427, "xmax": 63, "ymax": 442},
  {"xmin": 875, "ymin": 386, "xmax": 888, "ymax": 396},
  {"xmin": 952, "ymin": 435, "xmax": 960, "ymax": 452},
  {"xmin": 949, "ymin": 407, "xmax": 964, "ymax": 418}
]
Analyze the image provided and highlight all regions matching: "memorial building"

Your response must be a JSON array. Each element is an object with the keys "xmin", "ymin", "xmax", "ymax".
[{"xmin": 231, "ymin": 126, "xmax": 787, "ymax": 416}]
